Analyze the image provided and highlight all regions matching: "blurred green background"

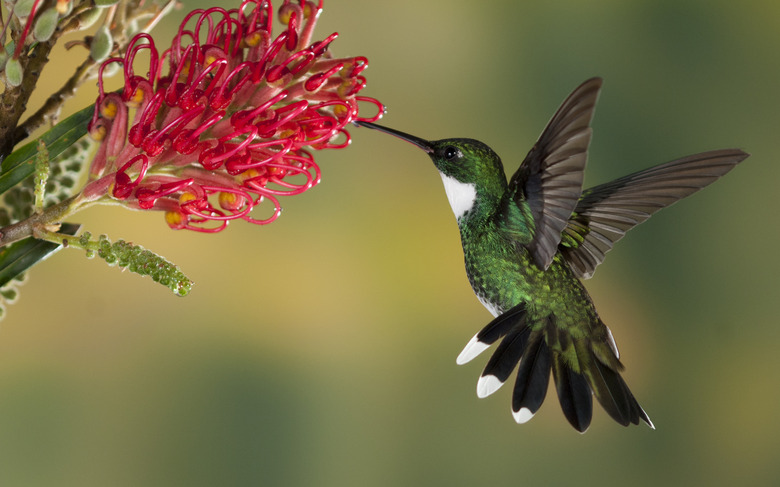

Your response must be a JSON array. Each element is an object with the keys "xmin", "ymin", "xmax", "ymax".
[{"xmin": 1, "ymin": 0, "xmax": 778, "ymax": 485}]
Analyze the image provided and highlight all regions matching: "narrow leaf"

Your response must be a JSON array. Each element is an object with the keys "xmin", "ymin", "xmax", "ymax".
[
  {"xmin": 0, "ymin": 105, "xmax": 94, "ymax": 196},
  {"xmin": 0, "ymin": 223, "xmax": 80, "ymax": 287}
]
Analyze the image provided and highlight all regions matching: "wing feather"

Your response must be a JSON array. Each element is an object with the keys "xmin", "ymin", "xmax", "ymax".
[
  {"xmin": 502, "ymin": 77, "xmax": 602, "ymax": 269},
  {"xmin": 562, "ymin": 149, "xmax": 749, "ymax": 278}
]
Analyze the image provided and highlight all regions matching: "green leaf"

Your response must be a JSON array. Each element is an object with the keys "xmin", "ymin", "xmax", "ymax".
[
  {"xmin": 0, "ymin": 222, "xmax": 80, "ymax": 288},
  {"xmin": 0, "ymin": 104, "xmax": 93, "ymax": 197}
]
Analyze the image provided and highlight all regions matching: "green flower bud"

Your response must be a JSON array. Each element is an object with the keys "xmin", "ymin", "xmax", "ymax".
[
  {"xmin": 13, "ymin": 0, "xmax": 36, "ymax": 18},
  {"xmin": 90, "ymin": 25, "xmax": 113, "ymax": 62},
  {"xmin": 5, "ymin": 58, "xmax": 23, "ymax": 87},
  {"xmin": 33, "ymin": 7, "xmax": 59, "ymax": 42},
  {"xmin": 75, "ymin": 7, "xmax": 102, "ymax": 31}
]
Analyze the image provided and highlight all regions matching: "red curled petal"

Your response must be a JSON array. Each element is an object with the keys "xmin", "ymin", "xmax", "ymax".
[
  {"xmin": 304, "ymin": 61, "xmax": 343, "ymax": 92},
  {"xmin": 113, "ymin": 155, "xmax": 150, "ymax": 200},
  {"xmin": 136, "ymin": 179, "xmax": 195, "ymax": 209},
  {"xmin": 125, "ymin": 34, "xmax": 160, "ymax": 86},
  {"xmin": 353, "ymin": 96, "xmax": 385, "ymax": 122}
]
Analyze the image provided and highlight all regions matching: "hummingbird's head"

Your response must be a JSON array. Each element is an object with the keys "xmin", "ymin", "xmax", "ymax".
[
  {"xmin": 355, "ymin": 121, "xmax": 508, "ymax": 220},
  {"xmin": 355, "ymin": 121, "xmax": 507, "ymax": 193}
]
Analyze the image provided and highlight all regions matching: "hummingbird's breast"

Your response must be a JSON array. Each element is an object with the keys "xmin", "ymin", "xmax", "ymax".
[{"xmin": 459, "ymin": 221, "xmax": 599, "ymax": 335}]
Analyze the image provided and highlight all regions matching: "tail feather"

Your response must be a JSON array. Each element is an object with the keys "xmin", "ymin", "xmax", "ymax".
[
  {"xmin": 460, "ymin": 308, "xmax": 653, "ymax": 431},
  {"xmin": 456, "ymin": 302, "xmax": 527, "ymax": 365},
  {"xmin": 592, "ymin": 359, "xmax": 654, "ymax": 428},
  {"xmin": 583, "ymin": 344, "xmax": 635, "ymax": 426},
  {"xmin": 552, "ymin": 357, "xmax": 593, "ymax": 432},
  {"xmin": 630, "ymin": 385, "xmax": 654, "ymax": 428},
  {"xmin": 511, "ymin": 331, "xmax": 552, "ymax": 423},
  {"xmin": 477, "ymin": 323, "xmax": 530, "ymax": 398}
]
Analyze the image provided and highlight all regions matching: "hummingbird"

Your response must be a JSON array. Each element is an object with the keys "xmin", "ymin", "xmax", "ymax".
[{"xmin": 355, "ymin": 77, "xmax": 748, "ymax": 432}]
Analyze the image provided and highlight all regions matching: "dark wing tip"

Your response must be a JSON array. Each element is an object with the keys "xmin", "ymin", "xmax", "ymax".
[
  {"xmin": 561, "ymin": 146, "xmax": 750, "ymax": 278},
  {"xmin": 727, "ymin": 148, "xmax": 750, "ymax": 161}
]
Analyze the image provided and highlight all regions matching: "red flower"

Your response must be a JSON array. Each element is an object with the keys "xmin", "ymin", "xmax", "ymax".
[{"xmin": 83, "ymin": 0, "xmax": 383, "ymax": 232}]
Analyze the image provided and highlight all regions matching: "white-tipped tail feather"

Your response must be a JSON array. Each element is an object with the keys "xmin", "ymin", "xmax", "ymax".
[
  {"xmin": 476, "ymin": 374, "xmax": 504, "ymax": 398},
  {"xmin": 512, "ymin": 407, "xmax": 535, "ymax": 424},
  {"xmin": 456, "ymin": 334, "xmax": 490, "ymax": 365}
]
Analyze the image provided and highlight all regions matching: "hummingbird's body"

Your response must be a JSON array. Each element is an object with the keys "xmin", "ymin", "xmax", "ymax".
[{"xmin": 357, "ymin": 77, "xmax": 748, "ymax": 431}]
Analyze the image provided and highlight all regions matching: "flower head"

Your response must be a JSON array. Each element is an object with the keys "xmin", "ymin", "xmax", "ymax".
[{"xmin": 84, "ymin": 0, "xmax": 383, "ymax": 232}]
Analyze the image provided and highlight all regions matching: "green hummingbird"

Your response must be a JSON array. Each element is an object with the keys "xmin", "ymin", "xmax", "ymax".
[{"xmin": 355, "ymin": 77, "xmax": 748, "ymax": 432}]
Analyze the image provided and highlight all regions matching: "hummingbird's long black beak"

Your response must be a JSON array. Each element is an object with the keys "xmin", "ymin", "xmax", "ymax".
[{"xmin": 353, "ymin": 121, "xmax": 434, "ymax": 154}]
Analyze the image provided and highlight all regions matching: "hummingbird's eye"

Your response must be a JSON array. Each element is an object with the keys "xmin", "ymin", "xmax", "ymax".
[{"xmin": 443, "ymin": 146, "xmax": 462, "ymax": 161}]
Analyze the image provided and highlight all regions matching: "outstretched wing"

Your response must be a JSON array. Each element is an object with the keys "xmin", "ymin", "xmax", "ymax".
[
  {"xmin": 500, "ymin": 77, "xmax": 602, "ymax": 270},
  {"xmin": 561, "ymin": 149, "xmax": 749, "ymax": 279}
]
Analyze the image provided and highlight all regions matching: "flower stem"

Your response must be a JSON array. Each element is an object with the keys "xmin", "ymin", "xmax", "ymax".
[
  {"xmin": 0, "ymin": 39, "xmax": 56, "ymax": 160},
  {"xmin": 32, "ymin": 226, "xmax": 84, "ymax": 250},
  {"xmin": 0, "ymin": 195, "xmax": 80, "ymax": 248}
]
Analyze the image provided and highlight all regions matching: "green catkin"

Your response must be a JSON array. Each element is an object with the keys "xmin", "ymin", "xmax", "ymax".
[{"xmin": 78, "ymin": 233, "xmax": 193, "ymax": 296}]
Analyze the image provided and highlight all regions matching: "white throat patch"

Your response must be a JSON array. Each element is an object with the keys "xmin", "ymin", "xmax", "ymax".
[{"xmin": 439, "ymin": 172, "xmax": 477, "ymax": 221}]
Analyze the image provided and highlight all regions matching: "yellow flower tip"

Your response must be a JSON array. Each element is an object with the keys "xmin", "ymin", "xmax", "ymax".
[
  {"xmin": 333, "ymin": 103, "xmax": 349, "ymax": 118},
  {"xmin": 241, "ymin": 168, "xmax": 261, "ymax": 180},
  {"xmin": 240, "ymin": 168, "xmax": 269, "ymax": 186},
  {"xmin": 303, "ymin": 2, "xmax": 317, "ymax": 19},
  {"xmin": 204, "ymin": 53, "xmax": 219, "ymax": 68},
  {"xmin": 278, "ymin": 6, "xmax": 293, "ymax": 25},
  {"xmin": 336, "ymin": 80, "xmax": 353, "ymax": 99},
  {"xmin": 90, "ymin": 124, "xmax": 107, "ymax": 141},
  {"xmin": 176, "ymin": 59, "xmax": 192, "ymax": 83},
  {"xmin": 179, "ymin": 191, "xmax": 198, "ymax": 204},
  {"xmin": 244, "ymin": 31, "xmax": 263, "ymax": 47},
  {"xmin": 278, "ymin": 127, "xmax": 296, "ymax": 139},
  {"xmin": 100, "ymin": 99, "xmax": 119, "ymax": 119},
  {"xmin": 279, "ymin": 2, "xmax": 310, "ymax": 26},
  {"xmin": 267, "ymin": 166, "xmax": 287, "ymax": 177},
  {"xmin": 336, "ymin": 76, "xmax": 364, "ymax": 99},
  {"xmin": 125, "ymin": 87, "xmax": 147, "ymax": 108},
  {"xmin": 218, "ymin": 191, "xmax": 246, "ymax": 211},
  {"xmin": 165, "ymin": 210, "xmax": 186, "ymax": 229},
  {"xmin": 339, "ymin": 58, "xmax": 366, "ymax": 79}
]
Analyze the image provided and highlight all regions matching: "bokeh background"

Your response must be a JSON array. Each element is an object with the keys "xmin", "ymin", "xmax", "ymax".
[{"xmin": 1, "ymin": 0, "xmax": 778, "ymax": 485}]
